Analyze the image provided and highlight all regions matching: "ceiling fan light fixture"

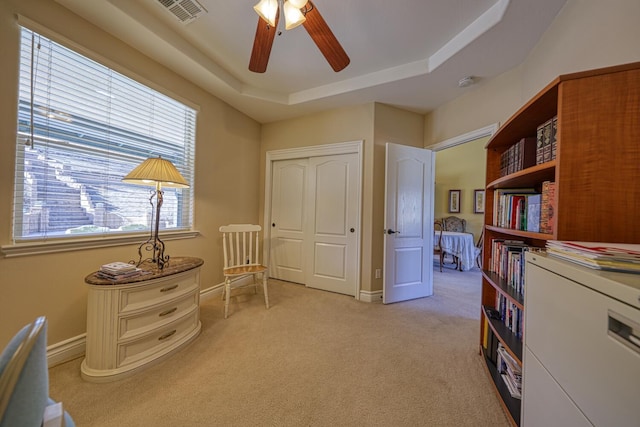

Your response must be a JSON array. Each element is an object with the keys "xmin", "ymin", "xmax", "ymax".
[
  {"xmin": 253, "ymin": 0, "xmax": 278, "ymax": 27},
  {"xmin": 287, "ymin": 0, "xmax": 309, "ymax": 9},
  {"xmin": 283, "ymin": 1, "xmax": 306, "ymax": 30}
]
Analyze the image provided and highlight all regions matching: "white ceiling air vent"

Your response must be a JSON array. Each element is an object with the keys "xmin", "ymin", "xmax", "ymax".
[{"xmin": 156, "ymin": 0, "xmax": 207, "ymax": 25}]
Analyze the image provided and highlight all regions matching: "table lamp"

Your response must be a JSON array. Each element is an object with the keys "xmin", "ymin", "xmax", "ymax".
[{"xmin": 122, "ymin": 156, "xmax": 189, "ymax": 269}]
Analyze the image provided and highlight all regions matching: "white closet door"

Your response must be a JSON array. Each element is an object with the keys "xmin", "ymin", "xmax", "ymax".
[
  {"xmin": 305, "ymin": 153, "xmax": 359, "ymax": 296},
  {"xmin": 269, "ymin": 159, "xmax": 307, "ymax": 283}
]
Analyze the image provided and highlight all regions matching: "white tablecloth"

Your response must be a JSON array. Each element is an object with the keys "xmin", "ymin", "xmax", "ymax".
[{"xmin": 436, "ymin": 231, "xmax": 476, "ymax": 271}]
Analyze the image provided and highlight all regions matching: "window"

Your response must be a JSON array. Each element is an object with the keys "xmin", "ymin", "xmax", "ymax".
[{"xmin": 12, "ymin": 28, "xmax": 196, "ymax": 244}]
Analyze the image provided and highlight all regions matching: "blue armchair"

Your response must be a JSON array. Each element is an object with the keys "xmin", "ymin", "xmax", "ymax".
[{"xmin": 0, "ymin": 317, "xmax": 75, "ymax": 427}]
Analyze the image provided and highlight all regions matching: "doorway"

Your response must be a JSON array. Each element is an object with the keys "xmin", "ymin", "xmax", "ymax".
[{"xmin": 429, "ymin": 124, "xmax": 498, "ymax": 247}]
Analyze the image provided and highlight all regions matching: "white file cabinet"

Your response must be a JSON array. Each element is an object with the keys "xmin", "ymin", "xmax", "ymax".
[
  {"xmin": 522, "ymin": 253, "xmax": 640, "ymax": 427},
  {"xmin": 81, "ymin": 257, "xmax": 203, "ymax": 382}
]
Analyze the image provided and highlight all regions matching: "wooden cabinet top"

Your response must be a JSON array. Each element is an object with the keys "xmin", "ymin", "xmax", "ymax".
[
  {"xmin": 85, "ymin": 256, "xmax": 204, "ymax": 286},
  {"xmin": 487, "ymin": 61, "xmax": 640, "ymax": 150}
]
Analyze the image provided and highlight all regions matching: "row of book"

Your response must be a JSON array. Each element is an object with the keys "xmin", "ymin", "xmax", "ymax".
[
  {"xmin": 498, "ymin": 343, "xmax": 522, "ymax": 399},
  {"xmin": 488, "ymin": 238, "xmax": 543, "ymax": 297},
  {"xmin": 546, "ymin": 240, "xmax": 640, "ymax": 273},
  {"xmin": 497, "ymin": 293, "xmax": 523, "ymax": 339},
  {"xmin": 492, "ymin": 181, "xmax": 555, "ymax": 234},
  {"xmin": 96, "ymin": 261, "xmax": 146, "ymax": 281},
  {"xmin": 483, "ymin": 319, "xmax": 522, "ymax": 400},
  {"xmin": 499, "ymin": 137, "xmax": 537, "ymax": 177},
  {"xmin": 498, "ymin": 115, "xmax": 557, "ymax": 178}
]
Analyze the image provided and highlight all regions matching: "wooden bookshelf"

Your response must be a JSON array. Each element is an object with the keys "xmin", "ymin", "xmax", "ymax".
[{"xmin": 480, "ymin": 62, "xmax": 640, "ymax": 426}]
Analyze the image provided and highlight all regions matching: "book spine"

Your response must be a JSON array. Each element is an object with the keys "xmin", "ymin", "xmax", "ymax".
[
  {"xmin": 542, "ymin": 118, "xmax": 552, "ymax": 162},
  {"xmin": 536, "ymin": 124, "xmax": 545, "ymax": 165},
  {"xmin": 540, "ymin": 181, "xmax": 551, "ymax": 233},
  {"xmin": 551, "ymin": 115, "xmax": 558, "ymax": 160}
]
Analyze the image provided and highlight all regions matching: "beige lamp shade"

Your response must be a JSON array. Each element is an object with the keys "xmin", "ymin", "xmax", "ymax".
[
  {"xmin": 253, "ymin": 0, "xmax": 278, "ymax": 27},
  {"xmin": 122, "ymin": 156, "xmax": 189, "ymax": 188},
  {"xmin": 283, "ymin": 1, "xmax": 306, "ymax": 30}
]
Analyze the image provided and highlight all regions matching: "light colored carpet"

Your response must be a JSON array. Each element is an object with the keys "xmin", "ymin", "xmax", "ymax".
[{"xmin": 49, "ymin": 266, "xmax": 510, "ymax": 426}]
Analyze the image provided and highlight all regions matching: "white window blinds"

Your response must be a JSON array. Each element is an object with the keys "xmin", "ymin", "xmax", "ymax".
[{"xmin": 13, "ymin": 27, "xmax": 196, "ymax": 242}]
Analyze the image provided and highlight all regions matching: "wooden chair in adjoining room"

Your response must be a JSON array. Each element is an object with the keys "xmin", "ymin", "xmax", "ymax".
[
  {"xmin": 219, "ymin": 224, "xmax": 270, "ymax": 319},
  {"xmin": 434, "ymin": 220, "xmax": 444, "ymax": 272}
]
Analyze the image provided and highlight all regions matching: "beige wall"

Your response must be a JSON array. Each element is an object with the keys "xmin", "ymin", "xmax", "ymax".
[
  {"xmin": 426, "ymin": 0, "xmax": 640, "ymax": 145},
  {"xmin": 434, "ymin": 137, "xmax": 488, "ymax": 241},
  {"xmin": 0, "ymin": 0, "xmax": 261, "ymax": 347}
]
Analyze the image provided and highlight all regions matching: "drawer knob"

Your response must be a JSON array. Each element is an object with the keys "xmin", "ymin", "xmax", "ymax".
[
  {"xmin": 160, "ymin": 284, "xmax": 179, "ymax": 293},
  {"xmin": 159, "ymin": 307, "xmax": 178, "ymax": 317},
  {"xmin": 158, "ymin": 330, "xmax": 177, "ymax": 341}
]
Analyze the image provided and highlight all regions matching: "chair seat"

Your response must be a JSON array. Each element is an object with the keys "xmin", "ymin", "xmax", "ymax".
[{"xmin": 223, "ymin": 265, "xmax": 267, "ymax": 277}]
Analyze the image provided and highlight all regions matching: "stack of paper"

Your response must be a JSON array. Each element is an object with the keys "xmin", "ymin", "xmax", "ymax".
[{"xmin": 546, "ymin": 241, "xmax": 640, "ymax": 273}]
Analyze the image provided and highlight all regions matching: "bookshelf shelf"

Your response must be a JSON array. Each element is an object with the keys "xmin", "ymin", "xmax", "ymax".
[
  {"xmin": 484, "ymin": 226, "xmax": 552, "ymax": 242},
  {"xmin": 486, "ymin": 161, "xmax": 556, "ymax": 190},
  {"xmin": 481, "ymin": 349, "xmax": 522, "ymax": 426},
  {"xmin": 482, "ymin": 271, "xmax": 524, "ymax": 308},
  {"xmin": 482, "ymin": 305, "xmax": 523, "ymax": 363},
  {"xmin": 479, "ymin": 61, "xmax": 640, "ymax": 426}
]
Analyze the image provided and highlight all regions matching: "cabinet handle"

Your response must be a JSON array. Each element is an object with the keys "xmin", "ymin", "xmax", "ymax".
[
  {"xmin": 608, "ymin": 310, "xmax": 640, "ymax": 354},
  {"xmin": 160, "ymin": 284, "xmax": 179, "ymax": 293},
  {"xmin": 158, "ymin": 330, "xmax": 177, "ymax": 341},
  {"xmin": 159, "ymin": 307, "xmax": 178, "ymax": 317}
]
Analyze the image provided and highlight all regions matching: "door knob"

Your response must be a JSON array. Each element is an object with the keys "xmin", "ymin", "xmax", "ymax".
[
  {"xmin": 272, "ymin": 223, "xmax": 276, "ymax": 227},
  {"xmin": 350, "ymin": 228, "xmax": 355, "ymax": 233},
  {"xmin": 387, "ymin": 229, "xmax": 399, "ymax": 234}
]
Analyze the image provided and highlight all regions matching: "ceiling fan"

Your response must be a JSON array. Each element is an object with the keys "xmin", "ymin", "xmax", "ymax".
[{"xmin": 249, "ymin": 0, "xmax": 350, "ymax": 73}]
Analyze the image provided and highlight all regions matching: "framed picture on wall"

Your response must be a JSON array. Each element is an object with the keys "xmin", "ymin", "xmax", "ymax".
[
  {"xmin": 474, "ymin": 189, "xmax": 485, "ymax": 214},
  {"xmin": 448, "ymin": 190, "xmax": 461, "ymax": 213}
]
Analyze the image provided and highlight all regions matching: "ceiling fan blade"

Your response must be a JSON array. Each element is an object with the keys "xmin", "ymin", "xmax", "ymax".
[
  {"xmin": 302, "ymin": 1, "xmax": 350, "ymax": 72},
  {"xmin": 249, "ymin": 13, "xmax": 279, "ymax": 73}
]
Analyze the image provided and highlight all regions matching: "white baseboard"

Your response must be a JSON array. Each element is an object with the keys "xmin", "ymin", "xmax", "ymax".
[
  {"xmin": 359, "ymin": 289, "xmax": 383, "ymax": 303},
  {"xmin": 199, "ymin": 282, "xmax": 224, "ymax": 302},
  {"xmin": 47, "ymin": 333, "xmax": 86, "ymax": 368}
]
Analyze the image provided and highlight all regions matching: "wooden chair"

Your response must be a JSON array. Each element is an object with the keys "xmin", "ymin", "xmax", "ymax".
[
  {"xmin": 434, "ymin": 220, "xmax": 444, "ymax": 272},
  {"xmin": 219, "ymin": 224, "xmax": 269, "ymax": 319}
]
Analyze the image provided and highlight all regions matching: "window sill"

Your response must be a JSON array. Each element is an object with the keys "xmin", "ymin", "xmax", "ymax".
[{"xmin": 1, "ymin": 230, "xmax": 200, "ymax": 258}]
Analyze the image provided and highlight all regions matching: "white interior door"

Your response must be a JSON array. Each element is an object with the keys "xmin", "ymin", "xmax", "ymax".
[
  {"xmin": 305, "ymin": 153, "xmax": 359, "ymax": 296},
  {"xmin": 383, "ymin": 143, "xmax": 435, "ymax": 304},
  {"xmin": 269, "ymin": 159, "xmax": 307, "ymax": 283}
]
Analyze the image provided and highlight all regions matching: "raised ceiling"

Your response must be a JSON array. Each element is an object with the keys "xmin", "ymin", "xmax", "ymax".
[{"xmin": 54, "ymin": 0, "xmax": 567, "ymax": 123}]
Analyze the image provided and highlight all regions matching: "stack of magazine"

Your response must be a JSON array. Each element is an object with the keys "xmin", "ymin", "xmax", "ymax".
[
  {"xmin": 497, "ymin": 343, "xmax": 522, "ymax": 399},
  {"xmin": 97, "ymin": 261, "xmax": 146, "ymax": 281},
  {"xmin": 546, "ymin": 241, "xmax": 640, "ymax": 273}
]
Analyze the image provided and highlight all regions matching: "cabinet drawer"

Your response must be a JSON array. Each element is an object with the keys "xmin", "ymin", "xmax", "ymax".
[
  {"xmin": 119, "ymin": 270, "xmax": 198, "ymax": 313},
  {"xmin": 118, "ymin": 291, "xmax": 199, "ymax": 340},
  {"xmin": 525, "ymin": 263, "xmax": 640, "ymax": 427},
  {"xmin": 522, "ymin": 348, "xmax": 591, "ymax": 427},
  {"xmin": 117, "ymin": 308, "xmax": 199, "ymax": 367}
]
